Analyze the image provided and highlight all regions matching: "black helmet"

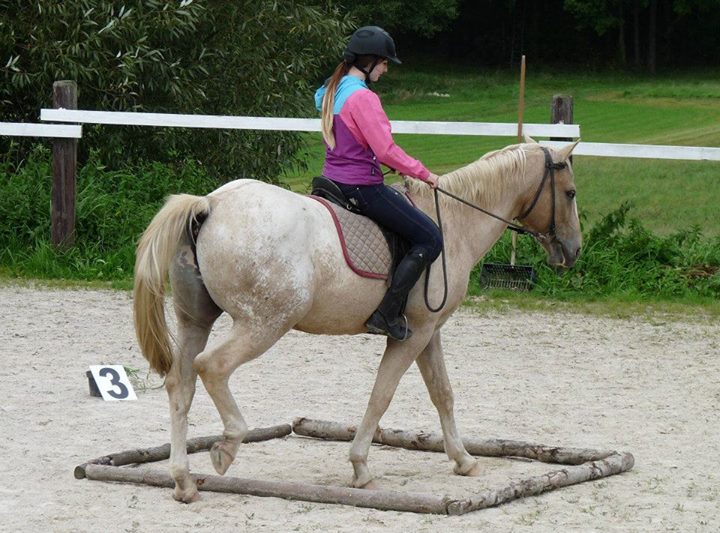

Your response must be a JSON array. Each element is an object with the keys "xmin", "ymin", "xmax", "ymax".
[{"xmin": 344, "ymin": 26, "xmax": 401, "ymax": 65}]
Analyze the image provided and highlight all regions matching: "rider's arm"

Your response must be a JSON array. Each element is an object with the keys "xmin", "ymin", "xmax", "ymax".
[{"xmin": 345, "ymin": 90, "xmax": 431, "ymax": 181}]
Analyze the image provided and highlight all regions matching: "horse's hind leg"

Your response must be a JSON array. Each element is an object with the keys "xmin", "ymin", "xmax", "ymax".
[
  {"xmin": 166, "ymin": 246, "xmax": 222, "ymax": 503},
  {"xmin": 192, "ymin": 321, "xmax": 290, "ymax": 477},
  {"xmin": 415, "ymin": 331, "xmax": 480, "ymax": 476},
  {"xmin": 166, "ymin": 321, "xmax": 213, "ymax": 502}
]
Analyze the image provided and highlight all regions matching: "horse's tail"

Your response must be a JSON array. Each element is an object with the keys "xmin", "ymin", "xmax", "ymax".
[{"xmin": 133, "ymin": 193, "xmax": 211, "ymax": 377}]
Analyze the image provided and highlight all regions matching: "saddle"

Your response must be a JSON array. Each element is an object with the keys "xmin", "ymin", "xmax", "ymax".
[{"xmin": 310, "ymin": 177, "xmax": 409, "ymax": 280}]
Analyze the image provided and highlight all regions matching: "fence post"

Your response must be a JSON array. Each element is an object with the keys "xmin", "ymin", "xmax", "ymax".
[
  {"xmin": 51, "ymin": 80, "xmax": 78, "ymax": 247},
  {"xmin": 551, "ymin": 94, "xmax": 574, "ymax": 162},
  {"xmin": 551, "ymin": 95, "xmax": 574, "ymax": 136}
]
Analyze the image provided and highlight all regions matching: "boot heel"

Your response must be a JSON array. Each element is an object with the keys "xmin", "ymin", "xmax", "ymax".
[{"xmin": 365, "ymin": 311, "xmax": 413, "ymax": 341}]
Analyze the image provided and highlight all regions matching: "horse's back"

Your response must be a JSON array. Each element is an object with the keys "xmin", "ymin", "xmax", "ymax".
[{"xmin": 194, "ymin": 179, "xmax": 385, "ymax": 334}]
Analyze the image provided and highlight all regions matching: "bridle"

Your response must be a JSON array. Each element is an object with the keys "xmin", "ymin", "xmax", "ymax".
[
  {"xmin": 516, "ymin": 146, "xmax": 568, "ymax": 243},
  {"xmin": 424, "ymin": 146, "xmax": 569, "ymax": 312}
]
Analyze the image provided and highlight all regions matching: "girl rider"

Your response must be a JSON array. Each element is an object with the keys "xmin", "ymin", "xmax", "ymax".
[{"xmin": 315, "ymin": 26, "xmax": 442, "ymax": 341}]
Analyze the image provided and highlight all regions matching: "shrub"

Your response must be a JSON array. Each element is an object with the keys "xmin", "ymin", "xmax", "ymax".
[
  {"xmin": 0, "ymin": 145, "xmax": 217, "ymax": 280},
  {"xmin": 476, "ymin": 202, "xmax": 720, "ymax": 299},
  {"xmin": 1, "ymin": 1, "xmax": 353, "ymax": 180}
]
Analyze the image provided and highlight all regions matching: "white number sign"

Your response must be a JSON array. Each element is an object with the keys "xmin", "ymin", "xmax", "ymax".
[{"xmin": 88, "ymin": 365, "xmax": 137, "ymax": 401}]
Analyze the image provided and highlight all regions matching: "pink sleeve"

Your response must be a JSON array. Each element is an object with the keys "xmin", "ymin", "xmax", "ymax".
[{"xmin": 344, "ymin": 90, "xmax": 430, "ymax": 180}]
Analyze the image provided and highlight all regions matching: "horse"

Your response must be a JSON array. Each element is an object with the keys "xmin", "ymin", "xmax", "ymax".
[{"xmin": 133, "ymin": 139, "xmax": 581, "ymax": 503}]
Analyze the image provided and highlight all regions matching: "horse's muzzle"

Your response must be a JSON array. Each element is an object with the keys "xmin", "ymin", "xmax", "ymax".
[{"xmin": 546, "ymin": 236, "xmax": 581, "ymax": 269}]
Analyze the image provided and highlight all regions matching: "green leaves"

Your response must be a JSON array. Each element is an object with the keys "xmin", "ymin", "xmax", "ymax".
[
  {"xmin": 344, "ymin": 0, "xmax": 460, "ymax": 36},
  {"xmin": 0, "ymin": 145, "xmax": 218, "ymax": 280},
  {"xmin": 1, "ymin": 1, "xmax": 351, "ymax": 180},
  {"xmin": 478, "ymin": 202, "xmax": 720, "ymax": 300}
]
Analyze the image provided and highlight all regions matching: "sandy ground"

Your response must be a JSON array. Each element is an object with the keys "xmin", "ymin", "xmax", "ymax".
[{"xmin": 1, "ymin": 285, "xmax": 718, "ymax": 532}]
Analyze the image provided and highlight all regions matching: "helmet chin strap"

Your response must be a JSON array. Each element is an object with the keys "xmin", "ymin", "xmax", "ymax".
[{"xmin": 356, "ymin": 57, "xmax": 380, "ymax": 85}]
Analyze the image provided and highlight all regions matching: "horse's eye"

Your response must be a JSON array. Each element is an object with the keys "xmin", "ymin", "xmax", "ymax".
[{"xmin": 566, "ymin": 190, "xmax": 576, "ymax": 199}]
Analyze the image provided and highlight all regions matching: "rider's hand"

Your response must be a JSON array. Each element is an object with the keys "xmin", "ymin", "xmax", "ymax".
[{"xmin": 424, "ymin": 173, "xmax": 440, "ymax": 189}]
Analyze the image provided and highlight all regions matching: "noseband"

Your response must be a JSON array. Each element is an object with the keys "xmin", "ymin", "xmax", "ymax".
[{"xmin": 516, "ymin": 147, "xmax": 567, "ymax": 242}]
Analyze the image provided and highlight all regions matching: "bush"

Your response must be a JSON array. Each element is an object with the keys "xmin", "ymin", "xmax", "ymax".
[
  {"xmin": 3, "ymin": 150, "xmax": 718, "ymax": 301},
  {"xmin": 476, "ymin": 202, "xmax": 720, "ymax": 300},
  {"xmin": 1, "ymin": 1, "xmax": 353, "ymax": 180},
  {"xmin": 0, "ymin": 145, "xmax": 217, "ymax": 281}
]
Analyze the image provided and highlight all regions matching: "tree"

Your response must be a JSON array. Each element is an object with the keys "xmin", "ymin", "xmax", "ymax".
[
  {"xmin": 342, "ymin": 0, "xmax": 460, "ymax": 36},
  {"xmin": 564, "ymin": 0, "xmax": 629, "ymax": 65},
  {"xmin": 0, "ymin": 1, "xmax": 353, "ymax": 181}
]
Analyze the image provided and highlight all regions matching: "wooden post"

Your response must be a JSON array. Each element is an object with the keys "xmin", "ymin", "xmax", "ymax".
[
  {"xmin": 550, "ymin": 94, "xmax": 574, "ymax": 138},
  {"xmin": 51, "ymin": 80, "xmax": 78, "ymax": 247},
  {"xmin": 512, "ymin": 55, "xmax": 527, "ymax": 266},
  {"xmin": 551, "ymin": 94, "xmax": 574, "ymax": 164}
]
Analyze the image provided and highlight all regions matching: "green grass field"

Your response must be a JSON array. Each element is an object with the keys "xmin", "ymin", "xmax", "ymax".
[
  {"xmin": 287, "ymin": 67, "xmax": 720, "ymax": 236},
  {"xmin": 2, "ymin": 66, "xmax": 718, "ymax": 310}
]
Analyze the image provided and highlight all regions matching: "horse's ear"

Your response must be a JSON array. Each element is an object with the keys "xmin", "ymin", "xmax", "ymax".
[
  {"xmin": 557, "ymin": 139, "xmax": 580, "ymax": 161},
  {"xmin": 523, "ymin": 134, "xmax": 538, "ymax": 144}
]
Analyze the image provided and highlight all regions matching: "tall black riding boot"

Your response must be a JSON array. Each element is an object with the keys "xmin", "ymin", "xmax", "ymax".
[{"xmin": 365, "ymin": 250, "xmax": 428, "ymax": 341}]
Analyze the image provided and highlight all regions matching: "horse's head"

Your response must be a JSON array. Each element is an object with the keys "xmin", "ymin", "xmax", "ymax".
[{"xmin": 517, "ymin": 141, "xmax": 582, "ymax": 269}]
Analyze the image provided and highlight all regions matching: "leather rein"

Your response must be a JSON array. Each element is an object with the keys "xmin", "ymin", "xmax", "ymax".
[{"xmin": 424, "ymin": 146, "xmax": 568, "ymax": 312}]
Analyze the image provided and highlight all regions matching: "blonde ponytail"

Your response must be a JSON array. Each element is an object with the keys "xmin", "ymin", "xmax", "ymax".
[{"xmin": 321, "ymin": 62, "xmax": 349, "ymax": 150}]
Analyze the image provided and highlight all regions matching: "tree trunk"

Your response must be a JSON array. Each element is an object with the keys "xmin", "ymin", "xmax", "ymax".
[
  {"xmin": 51, "ymin": 80, "xmax": 78, "ymax": 247},
  {"xmin": 83, "ymin": 464, "xmax": 453, "ymax": 514},
  {"xmin": 76, "ymin": 419, "xmax": 635, "ymax": 515},
  {"xmin": 617, "ymin": 1, "xmax": 627, "ymax": 65},
  {"xmin": 633, "ymin": 0, "xmax": 641, "ymax": 68},
  {"xmin": 648, "ymin": 0, "xmax": 657, "ymax": 73}
]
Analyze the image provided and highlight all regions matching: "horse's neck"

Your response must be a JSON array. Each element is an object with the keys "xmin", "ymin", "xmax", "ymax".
[
  {"xmin": 436, "ymin": 151, "xmax": 530, "ymax": 264},
  {"xmin": 406, "ymin": 194, "xmax": 509, "ymax": 283}
]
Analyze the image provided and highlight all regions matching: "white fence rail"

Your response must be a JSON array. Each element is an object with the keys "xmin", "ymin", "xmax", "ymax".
[
  {"xmin": 40, "ymin": 108, "xmax": 579, "ymax": 138},
  {"xmin": 0, "ymin": 122, "xmax": 82, "ymax": 139},
  {"xmin": 541, "ymin": 140, "xmax": 720, "ymax": 161},
  {"xmin": 39, "ymin": 108, "xmax": 720, "ymax": 161}
]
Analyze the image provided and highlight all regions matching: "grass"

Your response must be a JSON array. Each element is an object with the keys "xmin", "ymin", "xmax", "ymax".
[
  {"xmin": 286, "ymin": 66, "xmax": 720, "ymax": 236},
  {"xmin": 2, "ymin": 66, "xmax": 719, "ymax": 315}
]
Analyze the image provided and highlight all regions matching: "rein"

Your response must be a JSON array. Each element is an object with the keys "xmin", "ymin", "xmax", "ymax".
[{"xmin": 424, "ymin": 146, "xmax": 566, "ymax": 312}]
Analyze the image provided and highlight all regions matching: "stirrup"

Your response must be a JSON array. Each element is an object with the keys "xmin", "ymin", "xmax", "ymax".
[{"xmin": 365, "ymin": 311, "xmax": 413, "ymax": 341}]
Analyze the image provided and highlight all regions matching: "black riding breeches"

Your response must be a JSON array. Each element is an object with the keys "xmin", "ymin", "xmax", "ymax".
[{"xmin": 334, "ymin": 182, "xmax": 442, "ymax": 264}]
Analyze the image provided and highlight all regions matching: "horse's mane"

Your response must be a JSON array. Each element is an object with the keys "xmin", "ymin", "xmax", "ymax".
[{"xmin": 406, "ymin": 143, "xmax": 539, "ymax": 207}]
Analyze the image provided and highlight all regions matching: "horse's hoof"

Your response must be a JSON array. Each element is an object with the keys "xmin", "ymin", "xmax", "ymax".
[
  {"xmin": 173, "ymin": 487, "xmax": 201, "ymax": 504},
  {"xmin": 210, "ymin": 441, "xmax": 236, "ymax": 475},
  {"xmin": 351, "ymin": 474, "xmax": 377, "ymax": 489},
  {"xmin": 454, "ymin": 459, "xmax": 482, "ymax": 477},
  {"xmin": 360, "ymin": 479, "xmax": 381, "ymax": 490}
]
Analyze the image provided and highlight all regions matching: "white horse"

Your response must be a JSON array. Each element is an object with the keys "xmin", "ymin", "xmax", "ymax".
[{"xmin": 133, "ymin": 140, "xmax": 581, "ymax": 502}]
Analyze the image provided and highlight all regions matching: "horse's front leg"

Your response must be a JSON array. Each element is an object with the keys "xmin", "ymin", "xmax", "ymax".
[
  {"xmin": 416, "ymin": 331, "xmax": 481, "ymax": 477},
  {"xmin": 349, "ymin": 332, "xmax": 432, "ymax": 488}
]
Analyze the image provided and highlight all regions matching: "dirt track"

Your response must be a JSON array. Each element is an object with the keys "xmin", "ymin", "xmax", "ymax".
[{"xmin": 1, "ymin": 286, "xmax": 718, "ymax": 532}]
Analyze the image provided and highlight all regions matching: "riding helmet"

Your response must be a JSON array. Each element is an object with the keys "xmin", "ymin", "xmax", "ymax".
[{"xmin": 344, "ymin": 26, "xmax": 401, "ymax": 65}]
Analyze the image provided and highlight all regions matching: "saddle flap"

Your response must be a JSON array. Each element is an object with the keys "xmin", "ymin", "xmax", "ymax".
[{"xmin": 311, "ymin": 176, "xmax": 358, "ymax": 213}]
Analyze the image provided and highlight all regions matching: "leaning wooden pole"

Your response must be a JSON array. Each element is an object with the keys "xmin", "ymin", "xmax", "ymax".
[{"xmin": 511, "ymin": 55, "xmax": 527, "ymax": 266}]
